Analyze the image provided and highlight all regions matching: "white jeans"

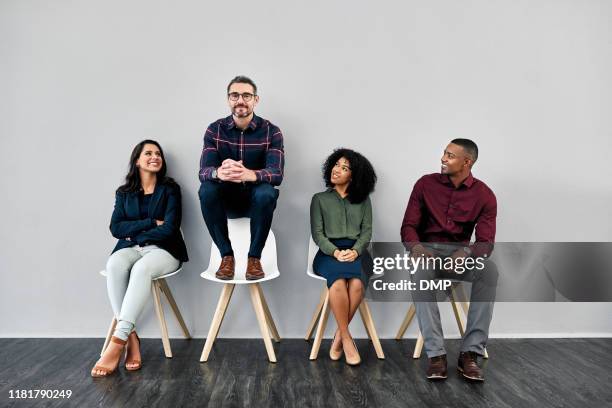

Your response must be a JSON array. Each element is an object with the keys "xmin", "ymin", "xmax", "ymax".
[{"xmin": 106, "ymin": 245, "xmax": 180, "ymax": 340}]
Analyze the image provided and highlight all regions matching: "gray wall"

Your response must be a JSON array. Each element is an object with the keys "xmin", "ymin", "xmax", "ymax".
[{"xmin": 1, "ymin": 0, "xmax": 611, "ymax": 339}]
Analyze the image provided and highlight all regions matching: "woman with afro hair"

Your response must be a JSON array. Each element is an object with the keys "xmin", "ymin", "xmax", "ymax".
[{"xmin": 310, "ymin": 148, "xmax": 377, "ymax": 366}]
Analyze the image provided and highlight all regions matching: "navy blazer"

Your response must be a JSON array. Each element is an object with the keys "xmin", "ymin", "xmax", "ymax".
[{"xmin": 110, "ymin": 182, "xmax": 189, "ymax": 262}]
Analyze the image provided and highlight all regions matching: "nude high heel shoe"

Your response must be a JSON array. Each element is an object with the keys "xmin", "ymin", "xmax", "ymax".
[
  {"xmin": 125, "ymin": 332, "xmax": 142, "ymax": 371},
  {"xmin": 344, "ymin": 338, "xmax": 362, "ymax": 366},
  {"xmin": 91, "ymin": 337, "xmax": 127, "ymax": 377},
  {"xmin": 329, "ymin": 332, "xmax": 343, "ymax": 361}
]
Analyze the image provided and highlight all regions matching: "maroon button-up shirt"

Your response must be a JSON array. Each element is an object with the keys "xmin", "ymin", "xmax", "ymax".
[{"xmin": 400, "ymin": 173, "xmax": 497, "ymax": 257}]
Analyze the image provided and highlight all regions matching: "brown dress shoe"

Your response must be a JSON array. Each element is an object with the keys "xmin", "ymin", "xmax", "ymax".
[
  {"xmin": 215, "ymin": 256, "xmax": 235, "ymax": 280},
  {"xmin": 426, "ymin": 354, "xmax": 448, "ymax": 379},
  {"xmin": 245, "ymin": 257, "xmax": 265, "ymax": 280},
  {"xmin": 458, "ymin": 351, "xmax": 484, "ymax": 381}
]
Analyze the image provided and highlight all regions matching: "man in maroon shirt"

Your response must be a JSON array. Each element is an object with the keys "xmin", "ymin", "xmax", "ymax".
[{"xmin": 401, "ymin": 138, "xmax": 498, "ymax": 382}]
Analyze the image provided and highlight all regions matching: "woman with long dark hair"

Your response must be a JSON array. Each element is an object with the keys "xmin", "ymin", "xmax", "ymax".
[
  {"xmin": 310, "ymin": 148, "xmax": 377, "ymax": 366},
  {"xmin": 91, "ymin": 140, "xmax": 188, "ymax": 377}
]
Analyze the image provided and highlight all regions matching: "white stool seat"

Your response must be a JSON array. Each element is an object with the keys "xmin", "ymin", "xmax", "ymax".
[
  {"xmin": 306, "ymin": 271, "xmax": 326, "ymax": 281},
  {"xmin": 305, "ymin": 237, "xmax": 326, "ymax": 281},
  {"xmin": 201, "ymin": 218, "xmax": 280, "ymax": 283},
  {"xmin": 200, "ymin": 217, "xmax": 281, "ymax": 363}
]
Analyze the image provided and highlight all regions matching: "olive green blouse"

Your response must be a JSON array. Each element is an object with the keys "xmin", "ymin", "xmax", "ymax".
[{"xmin": 309, "ymin": 189, "xmax": 373, "ymax": 256}]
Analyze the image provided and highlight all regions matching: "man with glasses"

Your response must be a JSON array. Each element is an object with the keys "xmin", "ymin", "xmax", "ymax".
[{"xmin": 199, "ymin": 76, "xmax": 284, "ymax": 280}]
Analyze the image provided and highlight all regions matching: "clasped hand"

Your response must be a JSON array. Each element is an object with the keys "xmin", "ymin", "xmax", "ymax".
[
  {"xmin": 217, "ymin": 159, "xmax": 257, "ymax": 183},
  {"xmin": 333, "ymin": 249, "xmax": 358, "ymax": 262}
]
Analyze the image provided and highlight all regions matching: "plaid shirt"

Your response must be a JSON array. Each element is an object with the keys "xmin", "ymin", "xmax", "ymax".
[{"xmin": 199, "ymin": 114, "xmax": 285, "ymax": 186}]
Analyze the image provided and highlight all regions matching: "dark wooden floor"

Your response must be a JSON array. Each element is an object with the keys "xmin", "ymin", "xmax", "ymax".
[{"xmin": 0, "ymin": 338, "xmax": 610, "ymax": 408}]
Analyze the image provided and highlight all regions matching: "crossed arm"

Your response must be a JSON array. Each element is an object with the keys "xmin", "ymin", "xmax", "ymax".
[{"xmin": 109, "ymin": 187, "xmax": 181, "ymax": 244}]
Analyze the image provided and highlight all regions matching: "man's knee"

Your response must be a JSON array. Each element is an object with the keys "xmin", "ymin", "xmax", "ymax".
[{"xmin": 251, "ymin": 183, "xmax": 278, "ymax": 207}]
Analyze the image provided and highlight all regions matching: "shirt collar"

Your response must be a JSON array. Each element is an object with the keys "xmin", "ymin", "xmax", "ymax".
[
  {"xmin": 327, "ymin": 187, "xmax": 347, "ymax": 200},
  {"xmin": 462, "ymin": 173, "xmax": 475, "ymax": 188},
  {"xmin": 226, "ymin": 113, "xmax": 259, "ymax": 131},
  {"xmin": 439, "ymin": 173, "xmax": 475, "ymax": 188}
]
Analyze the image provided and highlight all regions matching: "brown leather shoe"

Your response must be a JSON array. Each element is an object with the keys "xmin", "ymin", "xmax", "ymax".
[
  {"xmin": 215, "ymin": 256, "xmax": 235, "ymax": 280},
  {"xmin": 426, "ymin": 354, "xmax": 448, "ymax": 380},
  {"xmin": 458, "ymin": 351, "xmax": 484, "ymax": 381},
  {"xmin": 245, "ymin": 257, "xmax": 265, "ymax": 280}
]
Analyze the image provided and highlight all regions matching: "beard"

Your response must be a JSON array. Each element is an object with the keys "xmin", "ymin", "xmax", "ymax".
[{"xmin": 232, "ymin": 104, "xmax": 251, "ymax": 118}]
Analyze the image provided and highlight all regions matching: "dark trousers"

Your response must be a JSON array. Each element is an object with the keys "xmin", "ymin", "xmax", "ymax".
[{"xmin": 198, "ymin": 180, "xmax": 279, "ymax": 259}]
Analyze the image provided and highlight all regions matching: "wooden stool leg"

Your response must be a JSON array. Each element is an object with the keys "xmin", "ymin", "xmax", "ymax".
[
  {"xmin": 101, "ymin": 317, "xmax": 117, "ymax": 356},
  {"xmin": 413, "ymin": 332, "xmax": 424, "ymax": 359},
  {"xmin": 200, "ymin": 283, "xmax": 235, "ymax": 362},
  {"xmin": 360, "ymin": 305, "xmax": 373, "ymax": 340},
  {"xmin": 256, "ymin": 284, "xmax": 280, "ymax": 343},
  {"xmin": 395, "ymin": 304, "xmax": 417, "ymax": 340},
  {"xmin": 152, "ymin": 280, "xmax": 172, "ymax": 358},
  {"xmin": 305, "ymin": 288, "xmax": 327, "ymax": 341},
  {"xmin": 359, "ymin": 301, "xmax": 385, "ymax": 359},
  {"xmin": 158, "ymin": 279, "xmax": 191, "ymax": 339},
  {"xmin": 210, "ymin": 284, "xmax": 234, "ymax": 343},
  {"xmin": 457, "ymin": 283, "xmax": 470, "ymax": 315},
  {"xmin": 249, "ymin": 283, "xmax": 277, "ymax": 363},
  {"xmin": 309, "ymin": 289, "xmax": 330, "ymax": 360}
]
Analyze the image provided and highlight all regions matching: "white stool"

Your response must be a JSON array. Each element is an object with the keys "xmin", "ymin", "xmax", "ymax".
[
  {"xmin": 200, "ymin": 218, "xmax": 281, "ymax": 363},
  {"xmin": 99, "ymin": 266, "xmax": 191, "ymax": 358},
  {"xmin": 395, "ymin": 283, "xmax": 489, "ymax": 359},
  {"xmin": 304, "ymin": 237, "xmax": 385, "ymax": 360}
]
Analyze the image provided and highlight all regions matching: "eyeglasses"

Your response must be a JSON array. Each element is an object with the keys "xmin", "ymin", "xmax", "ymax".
[{"xmin": 228, "ymin": 92, "xmax": 255, "ymax": 102}]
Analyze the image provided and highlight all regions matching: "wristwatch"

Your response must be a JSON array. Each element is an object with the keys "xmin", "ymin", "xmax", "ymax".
[
  {"xmin": 462, "ymin": 246, "xmax": 473, "ymax": 256},
  {"xmin": 211, "ymin": 168, "xmax": 218, "ymax": 179}
]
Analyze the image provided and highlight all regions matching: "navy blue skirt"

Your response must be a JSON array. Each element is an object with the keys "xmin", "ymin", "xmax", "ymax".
[{"xmin": 313, "ymin": 238, "xmax": 373, "ymax": 288}]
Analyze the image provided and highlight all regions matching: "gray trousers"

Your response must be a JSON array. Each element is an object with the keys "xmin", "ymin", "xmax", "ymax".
[
  {"xmin": 106, "ymin": 245, "xmax": 180, "ymax": 340},
  {"xmin": 411, "ymin": 243, "xmax": 499, "ymax": 358}
]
